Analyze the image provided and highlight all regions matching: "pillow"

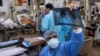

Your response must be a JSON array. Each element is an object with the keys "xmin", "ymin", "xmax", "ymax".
[{"xmin": 17, "ymin": 14, "xmax": 29, "ymax": 25}]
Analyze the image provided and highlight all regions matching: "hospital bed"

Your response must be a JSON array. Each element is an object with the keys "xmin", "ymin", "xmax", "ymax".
[
  {"xmin": 0, "ymin": 12, "xmax": 16, "ymax": 33},
  {"xmin": 0, "ymin": 38, "xmax": 28, "ymax": 56},
  {"xmin": 0, "ymin": 36, "xmax": 45, "ymax": 56},
  {"xmin": 0, "ymin": 17, "xmax": 18, "ymax": 36},
  {"xmin": 0, "ymin": 46, "xmax": 27, "ymax": 56},
  {"xmin": 17, "ymin": 13, "xmax": 35, "ymax": 34}
]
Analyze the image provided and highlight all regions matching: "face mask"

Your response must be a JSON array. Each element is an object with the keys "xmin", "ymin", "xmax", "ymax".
[
  {"xmin": 45, "ymin": 10, "xmax": 49, "ymax": 14},
  {"xmin": 47, "ymin": 38, "xmax": 59, "ymax": 49}
]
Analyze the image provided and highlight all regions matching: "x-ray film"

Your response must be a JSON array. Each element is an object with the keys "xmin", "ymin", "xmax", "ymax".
[{"xmin": 52, "ymin": 8, "xmax": 84, "ymax": 28}]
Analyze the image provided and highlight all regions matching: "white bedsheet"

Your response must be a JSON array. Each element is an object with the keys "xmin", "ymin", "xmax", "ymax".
[{"xmin": 0, "ymin": 47, "xmax": 27, "ymax": 56}]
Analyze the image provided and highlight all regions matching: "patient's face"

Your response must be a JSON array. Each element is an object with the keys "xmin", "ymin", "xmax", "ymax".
[
  {"xmin": 21, "ymin": 16, "xmax": 27, "ymax": 23},
  {"xmin": 21, "ymin": 16, "xmax": 27, "ymax": 19}
]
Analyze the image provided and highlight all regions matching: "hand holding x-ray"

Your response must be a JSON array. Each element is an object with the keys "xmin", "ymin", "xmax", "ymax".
[{"xmin": 67, "ymin": 0, "xmax": 80, "ymax": 10}]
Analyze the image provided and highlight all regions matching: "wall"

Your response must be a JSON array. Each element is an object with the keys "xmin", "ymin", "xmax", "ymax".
[
  {"xmin": 0, "ymin": 0, "xmax": 100, "ymax": 12},
  {"xmin": 45, "ymin": 0, "xmax": 64, "ymax": 8},
  {"xmin": 0, "ymin": 0, "xmax": 29, "ymax": 15},
  {"xmin": 90, "ymin": 0, "xmax": 100, "ymax": 4},
  {"xmin": 0, "ymin": 0, "xmax": 9, "ymax": 14}
]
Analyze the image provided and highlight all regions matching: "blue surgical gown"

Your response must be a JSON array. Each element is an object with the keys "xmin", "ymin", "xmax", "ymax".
[
  {"xmin": 60, "ymin": 15, "xmax": 72, "ymax": 41},
  {"xmin": 40, "ymin": 31, "xmax": 84, "ymax": 56},
  {"xmin": 41, "ymin": 10, "xmax": 72, "ymax": 42},
  {"xmin": 39, "ymin": 11, "xmax": 46, "ymax": 30}
]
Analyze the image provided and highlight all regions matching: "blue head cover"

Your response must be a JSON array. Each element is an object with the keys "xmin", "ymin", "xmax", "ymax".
[{"xmin": 43, "ymin": 30, "xmax": 57, "ymax": 39}]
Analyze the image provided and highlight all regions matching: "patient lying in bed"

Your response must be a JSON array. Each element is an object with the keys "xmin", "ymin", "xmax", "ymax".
[{"xmin": 21, "ymin": 15, "xmax": 33, "ymax": 25}]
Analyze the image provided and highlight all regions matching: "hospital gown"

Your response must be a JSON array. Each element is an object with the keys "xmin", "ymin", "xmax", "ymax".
[
  {"xmin": 40, "ymin": 30, "xmax": 84, "ymax": 56},
  {"xmin": 60, "ymin": 15, "xmax": 72, "ymax": 41},
  {"xmin": 39, "ymin": 11, "xmax": 46, "ymax": 30},
  {"xmin": 41, "ymin": 10, "xmax": 72, "ymax": 42}
]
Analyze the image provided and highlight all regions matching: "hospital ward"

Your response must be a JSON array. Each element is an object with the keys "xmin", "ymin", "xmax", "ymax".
[{"xmin": 0, "ymin": 0, "xmax": 100, "ymax": 56}]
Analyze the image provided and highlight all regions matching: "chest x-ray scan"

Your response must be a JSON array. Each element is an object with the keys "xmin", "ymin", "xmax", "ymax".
[{"xmin": 52, "ymin": 8, "xmax": 84, "ymax": 28}]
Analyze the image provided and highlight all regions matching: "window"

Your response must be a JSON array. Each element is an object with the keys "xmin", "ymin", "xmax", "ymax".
[{"xmin": 0, "ymin": 0, "xmax": 3, "ymax": 6}]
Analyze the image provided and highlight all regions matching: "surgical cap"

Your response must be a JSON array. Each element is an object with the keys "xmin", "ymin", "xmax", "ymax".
[{"xmin": 43, "ymin": 30, "xmax": 57, "ymax": 39}]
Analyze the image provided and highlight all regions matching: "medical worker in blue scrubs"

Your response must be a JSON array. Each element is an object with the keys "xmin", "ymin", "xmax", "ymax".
[
  {"xmin": 40, "ymin": 27, "xmax": 84, "ymax": 56},
  {"xmin": 41, "ymin": 3, "xmax": 72, "ymax": 42}
]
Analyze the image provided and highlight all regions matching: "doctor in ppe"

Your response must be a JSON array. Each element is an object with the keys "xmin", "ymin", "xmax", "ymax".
[
  {"xmin": 40, "ymin": 27, "xmax": 84, "ymax": 56},
  {"xmin": 39, "ymin": 3, "xmax": 53, "ymax": 31},
  {"xmin": 41, "ymin": 3, "xmax": 73, "ymax": 42},
  {"xmin": 41, "ymin": 3, "xmax": 62, "ymax": 41}
]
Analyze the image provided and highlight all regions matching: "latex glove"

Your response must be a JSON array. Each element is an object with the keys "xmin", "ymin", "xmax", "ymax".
[{"xmin": 74, "ymin": 27, "xmax": 83, "ymax": 34}]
